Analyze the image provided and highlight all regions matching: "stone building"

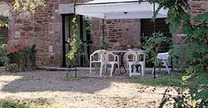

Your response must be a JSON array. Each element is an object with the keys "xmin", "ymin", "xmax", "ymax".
[{"xmin": 1, "ymin": 0, "xmax": 208, "ymax": 67}]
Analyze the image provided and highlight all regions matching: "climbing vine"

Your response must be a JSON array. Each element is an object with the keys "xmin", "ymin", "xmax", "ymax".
[{"xmin": 66, "ymin": 15, "xmax": 82, "ymax": 67}]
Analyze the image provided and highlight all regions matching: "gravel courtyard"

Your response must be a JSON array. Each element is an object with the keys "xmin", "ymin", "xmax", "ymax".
[{"xmin": 0, "ymin": 70, "xmax": 172, "ymax": 108}]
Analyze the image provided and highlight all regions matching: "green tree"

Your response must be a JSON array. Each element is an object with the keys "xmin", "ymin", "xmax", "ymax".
[
  {"xmin": 0, "ymin": 0, "xmax": 44, "ymax": 27},
  {"xmin": 151, "ymin": 0, "xmax": 208, "ymax": 107}
]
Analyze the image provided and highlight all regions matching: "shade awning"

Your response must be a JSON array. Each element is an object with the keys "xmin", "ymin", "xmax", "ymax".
[{"xmin": 75, "ymin": 0, "xmax": 168, "ymax": 19}]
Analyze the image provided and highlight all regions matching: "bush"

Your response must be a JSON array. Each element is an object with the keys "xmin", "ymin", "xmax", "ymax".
[
  {"xmin": 0, "ymin": 99, "xmax": 28, "ymax": 108},
  {"xmin": 0, "ymin": 44, "xmax": 9, "ymax": 66},
  {"xmin": 8, "ymin": 44, "xmax": 37, "ymax": 71},
  {"xmin": 5, "ymin": 63, "xmax": 19, "ymax": 73}
]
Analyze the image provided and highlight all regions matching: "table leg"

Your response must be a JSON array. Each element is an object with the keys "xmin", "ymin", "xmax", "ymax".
[
  {"xmin": 119, "ymin": 64, "xmax": 127, "ymax": 74},
  {"xmin": 119, "ymin": 53, "xmax": 128, "ymax": 74}
]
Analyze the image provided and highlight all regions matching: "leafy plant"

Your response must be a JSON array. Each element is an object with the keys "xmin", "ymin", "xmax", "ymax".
[
  {"xmin": 8, "ymin": 44, "xmax": 37, "ymax": 71},
  {"xmin": 66, "ymin": 15, "xmax": 82, "ymax": 67},
  {"xmin": 142, "ymin": 32, "xmax": 172, "ymax": 67},
  {"xmin": 151, "ymin": 0, "xmax": 208, "ymax": 107},
  {"xmin": 99, "ymin": 38, "xmax": 109, "ymax": 50},
  {"xmin": 0, "ymin": 15, "xmax": 9, "ymax": 28},
  {"xmin": 0, "ymin": 99, "xmax": 65, "ymax": 108},
  {"xmin": 5, "ymin": 63, "xmax": 19, "ymax": 73},
  {"xmin": 0, "ymin": 44, "xmax": 9, "ymax": 66},
  {"xmin": 0, "ymin": 0, "xmax": 44, "ymax": 28}
]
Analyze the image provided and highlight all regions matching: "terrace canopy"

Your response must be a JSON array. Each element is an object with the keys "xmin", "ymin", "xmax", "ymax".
[{"xmin": 75, "ymin": 0, "xmax": 168, "ymax": 19}]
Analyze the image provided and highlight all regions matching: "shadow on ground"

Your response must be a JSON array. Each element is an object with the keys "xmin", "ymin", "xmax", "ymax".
[{"xmin": 0, "ymin": 70, "xmax": 140, "ymax": 93}]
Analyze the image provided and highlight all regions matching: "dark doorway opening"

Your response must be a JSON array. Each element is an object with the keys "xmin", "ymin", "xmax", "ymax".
[
  {"xmin": 141, "ymin": 18, "xmax": 172, "ymax": 67},
  {"xmin": 62, "ymin": 15, "xmax": 92, "ymax": 67}
]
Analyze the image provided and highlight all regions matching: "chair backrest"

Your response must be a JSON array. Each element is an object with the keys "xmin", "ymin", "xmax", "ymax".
[
  {"xmin": 126, "ymin": 50, "xmax": 145, "ymax": 63},
  {"xmin": 104, "ymin": 51, "xmax": 119, "ymax": 63},
  {"xmin": 90, "ymin": 50, "xmax": 106, "ymax": 62},
  {"xmin": 157, "ymin": 50, "xmax": 171, "ymax": 61}
]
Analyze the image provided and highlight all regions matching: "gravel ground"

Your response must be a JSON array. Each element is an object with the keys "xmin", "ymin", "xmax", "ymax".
[{"xmin": 0, "ymin": 70, "xmax": 173, "ymax": 108}]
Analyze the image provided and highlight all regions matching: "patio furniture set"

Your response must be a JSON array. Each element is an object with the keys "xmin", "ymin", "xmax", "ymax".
[
  {"xmin": 90, "ymin": 49, "xmax": 170, "ymax": 77},
  {"xmin": 89, "ymin": 49, "xmax": 171, "ymax": 77}
]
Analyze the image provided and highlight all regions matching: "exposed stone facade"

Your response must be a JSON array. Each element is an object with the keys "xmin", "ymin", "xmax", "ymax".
[
  {"xmin": 92, "ymin": 18, "xmax": 141, "ymax": 50},
  {"xmin": 189, "ymin": 0, "xmax": 208, "ymax": 18},
  {"xmin": 7, "ymin": 0, "xmax": 89, "ymax": 67},
  {"xmin": 8, "ymin": 0, "xmax": 65, "ymax": 67},
  {"xmin": 6, "ymin": 0, "xmax": 208, "ymax": 67}
]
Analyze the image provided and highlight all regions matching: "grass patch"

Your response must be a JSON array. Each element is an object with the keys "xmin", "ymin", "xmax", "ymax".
[
  {"xmin": 63, "ymin": 76, "xmax": 82, "ymax": 82},
  {"xmin": 19, "ymin": 76, "xmax": 41, "ymax": 81},
  {"xmin": 0, "ymin": 99, "xmax": 66, "ymax": 108},
  {"xmin": 138, "ymin": 72, "xmax": 183, "ymax": 87}
]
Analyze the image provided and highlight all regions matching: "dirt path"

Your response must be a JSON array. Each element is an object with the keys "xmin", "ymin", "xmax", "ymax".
[{"xmin": 0, "ymin": 70, "xmax": 171, "ymax": 108}]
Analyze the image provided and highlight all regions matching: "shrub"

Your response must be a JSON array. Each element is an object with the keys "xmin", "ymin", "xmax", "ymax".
[
  {"xmin": 0, "ymin": 44, "xmax": 9, "ymax": 66},
  {"xmin": 5, "ymin": 63, "xmax": 19, "ymax": 73},
  {"xmin": 8, "ymin": 44, "xmax": 37, "ymax": 71}
]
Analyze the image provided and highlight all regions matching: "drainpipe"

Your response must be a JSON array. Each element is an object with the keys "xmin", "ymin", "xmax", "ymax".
[
  {"xmin": 102, "ymin": 19, "xmax": 105, "ymax": 43},
  {"xmin": 153, "ymin": 2, "xmax": 156, "ymax": 33}
]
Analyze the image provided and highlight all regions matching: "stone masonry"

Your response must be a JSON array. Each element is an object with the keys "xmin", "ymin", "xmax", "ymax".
[
  {"xmin": 8, "ymin": 0, "xmax": 66, "ymax": 67},
  {"xmin": 92, "ymin": 18, "xmax": 141, "ymax": 50},
  {"xmin": 7, "ymin": 0, "xmax": 89, "ymax": 67}
]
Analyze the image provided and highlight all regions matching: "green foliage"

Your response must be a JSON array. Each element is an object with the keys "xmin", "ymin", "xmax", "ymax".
[
  {"xmin": 0, "ymin": 99, "xmax": 65, "ymax": 108},
  {"xmin": 142, "ymin": 32, "xmax": 171, "ymax": 66},
  {"xmin": 5, "ymin": 63, "xmax": 19, "ymax": 73},
  {"xmin": 138, "ymin": 72, "xmax": 183, "ymax": 87},
  {"xmin": 99, "ymin": 39, "xmax": 109, "ymax": 50},
  {"xmin": 151, "ymin": 0, "xmax": 208, "ymax": 107},
  {"xmin": 152, "ymin": 0, "xmax": 190, "ymax": 33},
  {"xmin": 0, "ymin": 34, "xmax": 5, "ymax": 44},
  {"xmin": 13, "ymin": 0, "xmax": 45, "ymax": 13},
  {"xmin": 0, "ymin": 99, "xmax": 28, "ymax": 108},
  {"xmin": 0, "ymin": 0, "xmax": 44, "ymax": 27},
  {"xmin": 66, "ymin": 15, "xmax": 82, "ymax": 67},
  {"xmin": 0, "ymin": 15, "xmax": 9, "ymax": 28},
  {"xmin": 194, "ymin": 12, "xmax": 208, "ymax": 22},
  {"xmin": 83, "ymin": 17, "xmax": 92, "ymax": 32},
  {"xmin": 0, "ymin": 44, "xmax": 9, "ymax": 66},
  {"xmin": 8, "ymin": 44, "xmax": 37, "ymax": 71}
]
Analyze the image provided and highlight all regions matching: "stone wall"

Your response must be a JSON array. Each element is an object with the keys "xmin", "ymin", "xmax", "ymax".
[
  {"xmin": 189, "ymin": 0, "xmax": 208, "ymax": 18},
  {"xmin": 8, "ymin": 0, "xmax": 63, "ymax": 67},
  {"xmin": 7, "ymin": 0, "xmax": 87, "ymax": 67},
  {"xmin": 92, "ymin": 18, "xmax": 141, "ymax": 50}
]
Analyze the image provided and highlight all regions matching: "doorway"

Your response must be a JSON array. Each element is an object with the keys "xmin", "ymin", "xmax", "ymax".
[
  {"xmin": 141, "ymin": 18, "xmax": 172, "ymax": 52},
  {"xmin": 141, "ymin": 18, "xmax": 172, "ymax": 67},
  {"xmin": 62, "ymin": 15, "xmax": 92, "ymax": 67}
]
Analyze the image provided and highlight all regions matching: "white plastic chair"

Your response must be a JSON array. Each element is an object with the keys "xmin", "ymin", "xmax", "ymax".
[
  {"xmin": 90, "ymin": 50, "xmax": 106, "ymax": 77},
  {"xmin": 152, "ymin": 51, "xmax": 171, "ymax": 74},
  {"xmin": 125, "ymin": 50, "xmax": 145, "ymax": 77},
  {"xmin": 90, "ymin": 50, "xmax": 119, "ymax": 77},
  {"xmin": 104, "ymin": 51, "xmax": 119, "ymax": 76}
]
